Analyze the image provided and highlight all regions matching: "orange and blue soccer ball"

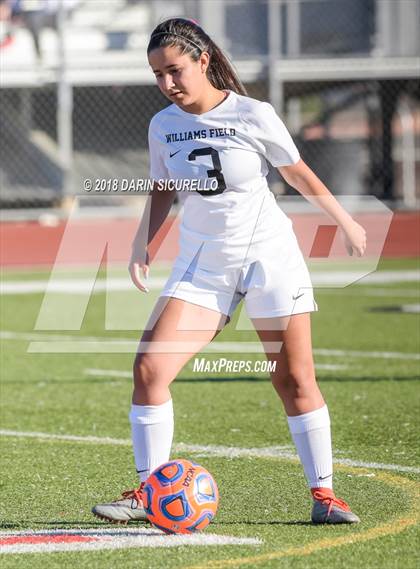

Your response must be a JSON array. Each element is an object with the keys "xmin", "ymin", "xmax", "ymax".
[{"xmin": 142, "ymin": 459, "xmax": 219, "ymax": 534}]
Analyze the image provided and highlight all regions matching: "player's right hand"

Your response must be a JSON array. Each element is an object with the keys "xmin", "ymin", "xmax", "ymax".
[{"xmin": 128, "ymin": 250, "xmax": 150, "ymax": 292}]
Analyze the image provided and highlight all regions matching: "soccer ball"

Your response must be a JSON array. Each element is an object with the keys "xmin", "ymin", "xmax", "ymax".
[{"xmin": 142, "ymin": 459, "xmax": 219, "ymax": 534}]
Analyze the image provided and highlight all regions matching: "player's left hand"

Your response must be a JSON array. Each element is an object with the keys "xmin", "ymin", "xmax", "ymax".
[{"xmin": 341, "ymin": 219, "xmax": 367, "ymax": 257}]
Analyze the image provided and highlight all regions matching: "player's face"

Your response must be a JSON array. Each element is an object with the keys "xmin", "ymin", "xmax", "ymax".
[{"xmin": 148, "ymin": 46, "xmax": 208, "ymax": 106}]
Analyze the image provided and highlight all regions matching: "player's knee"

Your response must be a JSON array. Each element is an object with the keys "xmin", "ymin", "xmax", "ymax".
[
  {"xmin": 272, "ymin": 364, "xmax": 316, "ymax": 397},
  {"xmin": 133, "ymin": 353, "xmax": 162, "ymax": 390}
]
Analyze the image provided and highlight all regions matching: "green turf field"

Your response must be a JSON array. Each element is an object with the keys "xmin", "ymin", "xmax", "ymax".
[{"xmin": 1, "ymin": 258, "xmax": 419, "ymax": 568}]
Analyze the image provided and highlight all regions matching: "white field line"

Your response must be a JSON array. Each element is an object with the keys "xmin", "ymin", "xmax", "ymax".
[
  {"xmin": 2, "ymin": 333, "xmax": 268, "ymax": 354},
  {"xmin": 1, "ymin": 270, "xmax": 419, "ymax": 295},
  {"xmin": 315, "ymin": 287, "xmax": 420, "ymax": 298},
  {"xmin": 0, "ymin": 331, "xmax": 117, "ymax": 342},
  {"xmin": 312, "ymin": 270, "xmax": 420, "ymax": 285},
  {"xmin": 312, "ymin": 348, "xmax": 420, "ymax": 360},
  {"xmin": 2, "ymin": 331, "xmax": 263, "ymax": 351},
  {"xmin": 0, "ymin": 527, "xmax": 262, "ymax": 554},
  {"xmin": 28, "ymin": 343, "xmax": 420, "ymax": 357},
  {"xmin": 0, "ymin": 429, "xmax": 419, "ymax": 475},
  {"xmin": 84, "ymin": 364, "xmax": 348, "ymax": 379},
  {"xmin": 1, "ymin": 331, "xmax": 419, "ymax": 360},
  {"xmin": 0, "ymin": 277, "xmax": 166, "ymax": 295},
  {"xmin": 0, "ymin": 429, "xmax": 130, "ymax": 446}
]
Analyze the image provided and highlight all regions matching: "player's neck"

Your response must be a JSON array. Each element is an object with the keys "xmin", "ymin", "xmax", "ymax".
[{"xmin": 179, "ymin": 89, "xmax": 228, "ymax": 115}]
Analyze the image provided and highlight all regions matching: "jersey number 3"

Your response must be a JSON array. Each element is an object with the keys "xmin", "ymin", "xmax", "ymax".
[{"xmin": 188, "ymin": 147, "xmax": 227, "ymax": 196}]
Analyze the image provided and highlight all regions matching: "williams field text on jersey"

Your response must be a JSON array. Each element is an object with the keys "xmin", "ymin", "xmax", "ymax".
[{"xmin": 165, "ymin": 128, "xmax": 236, "ymax": 143}]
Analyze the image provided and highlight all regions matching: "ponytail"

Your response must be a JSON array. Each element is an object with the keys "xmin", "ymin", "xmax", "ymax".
[
  {"xmin": 148, "ymin": 18, "xmax": 247, "ymax": 96},
  {"xmin": 206, "ymin": 40, "xmax": 247, "ymax": 95}
]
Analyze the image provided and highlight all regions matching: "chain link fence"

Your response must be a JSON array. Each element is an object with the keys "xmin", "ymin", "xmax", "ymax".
[{"xmin": 0, "ymin": 0, "xmax": 419, "ymax": 209}]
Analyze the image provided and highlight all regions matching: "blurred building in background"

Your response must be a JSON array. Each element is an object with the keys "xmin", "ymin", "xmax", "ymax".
[{"xmin": 0, "ymin": 0, "xmax": 419, "ymax": 209}]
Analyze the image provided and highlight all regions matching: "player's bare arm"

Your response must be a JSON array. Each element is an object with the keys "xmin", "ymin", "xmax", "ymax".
[
  {"xmin": 279, "ymin": 159, "xmax": 367, "ymax": 257},
  {"xmin": 129, "ymin": 182, "xmax": 176, "ymax": 292}
]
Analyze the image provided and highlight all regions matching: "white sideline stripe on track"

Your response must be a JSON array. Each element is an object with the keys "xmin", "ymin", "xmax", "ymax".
[
  {"xmin": 0, "ymin": 527, "xmax": 262, "ymax": 554},
  {"xmin": 1, "ymin": 331, "xmax": 419, "ymax": 360},
  {"xmin": 0, "ymin": 429, "xmax": 419, "ymax": 475},
  {"xmin": 1, "ymin": 270, "xmax": 419, "ymax": 295}
]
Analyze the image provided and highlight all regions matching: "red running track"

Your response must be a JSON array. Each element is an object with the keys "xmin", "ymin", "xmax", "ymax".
[{"xmin": 0, "ymin": 212, "xmax": 418, "ymax": 268}]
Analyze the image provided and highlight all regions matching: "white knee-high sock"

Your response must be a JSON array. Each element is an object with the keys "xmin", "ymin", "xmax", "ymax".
[
  {"xmin": 129, "ymin": 399, "xmax": 174, "ymax": 483},
  {"xmin": 287, "ymin": 405, "xmax": 333, "ymax": 490}
]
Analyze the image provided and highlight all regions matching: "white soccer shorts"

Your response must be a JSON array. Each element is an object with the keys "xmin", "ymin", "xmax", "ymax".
[{"xmin": 160, "ymin": 233, "xmax": 317, "ymax": 319}]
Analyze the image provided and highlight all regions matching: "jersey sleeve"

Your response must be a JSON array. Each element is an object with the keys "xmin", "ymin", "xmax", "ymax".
[
  {"xmin": 241, "ymin": 102, "xmax": 300, "ymax": 167},
  {"xmin": 148, "ymin": 116, "xmax": 170, "ymax": 181}
]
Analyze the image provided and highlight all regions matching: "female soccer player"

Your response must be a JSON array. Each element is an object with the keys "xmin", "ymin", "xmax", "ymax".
[{"xmin": 93, "ymin": 18, "xmax": 365, "ymax": 525}]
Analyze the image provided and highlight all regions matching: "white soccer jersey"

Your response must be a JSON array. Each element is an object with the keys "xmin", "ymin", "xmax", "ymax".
[{"xmin": 148, "ymin": 90, "xmax": 300, "ymax": 269}]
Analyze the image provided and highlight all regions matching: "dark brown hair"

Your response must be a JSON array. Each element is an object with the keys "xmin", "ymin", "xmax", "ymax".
[{"xmin": 147, "ymin": 18, "xmax": 247, "ymax": 96}]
